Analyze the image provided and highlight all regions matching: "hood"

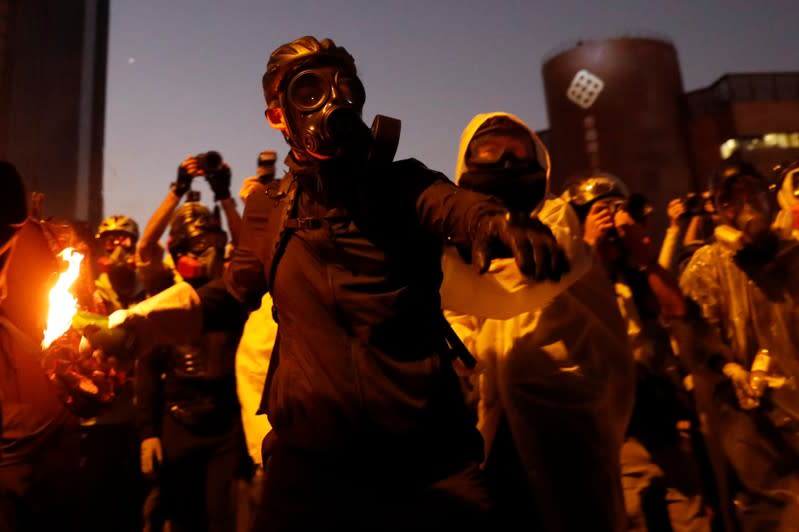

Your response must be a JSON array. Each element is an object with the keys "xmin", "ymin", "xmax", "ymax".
[{"xmin": 455, "ymin": 112, "xmax": 551, "ymax": 194}]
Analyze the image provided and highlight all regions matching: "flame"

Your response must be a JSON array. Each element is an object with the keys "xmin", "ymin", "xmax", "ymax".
[{"xmin": 42, "ymin": 247, "xmax": 84, "ymax": 349}]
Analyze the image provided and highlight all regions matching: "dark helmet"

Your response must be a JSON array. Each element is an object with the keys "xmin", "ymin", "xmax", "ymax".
[
  {"xmin": 0, "ymin": 161, "xmax": 28, "ymax": 248},
  {"xmin": 562, "ymin": 172, "xmax": 630, "ymax": 208},
  {"xmin": 261, "ymin": 36, "xmax": 358, "ymax": 109},
  {"xmin": 96, "ymin": 215, "xmax": 139, "ymax": 242},
  {"xmin": 167, "ymin": 201, "xmax": 226, "ymax": 255}
]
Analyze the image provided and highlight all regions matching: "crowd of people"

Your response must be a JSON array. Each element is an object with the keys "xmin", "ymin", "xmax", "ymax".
[{"xmin": 2, "ymin": 34, "xmax": 799, "ymax": 532}]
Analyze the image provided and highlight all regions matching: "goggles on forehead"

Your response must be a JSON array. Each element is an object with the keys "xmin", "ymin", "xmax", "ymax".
[
  {"xmin": 287, "ymin": 68, "xmax": 365, "ymax": 113},
  {"xmin": 466, "ymin": 133, "xmax": 540, "ymax": 169}
]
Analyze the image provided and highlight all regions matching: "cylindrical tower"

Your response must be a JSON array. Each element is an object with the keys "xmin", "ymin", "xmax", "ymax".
[{"xmin": 542, "ymin": 37, "xmax": 695, "ymax": 239}]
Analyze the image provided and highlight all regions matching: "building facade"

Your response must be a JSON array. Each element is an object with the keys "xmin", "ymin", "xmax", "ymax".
[
  {"xmin": 541, "ymin": 36, "xmax": 799, "ymax": 239},
  {"xmin": 0, "ymin": 0, "xmax": 109, "ymax": 230}
]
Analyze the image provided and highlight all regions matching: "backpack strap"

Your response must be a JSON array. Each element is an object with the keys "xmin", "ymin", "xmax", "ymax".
[
  {"xmin": 256, "ymin": 174, "xmax": 305, "ymax": 417},
  {"xmin": 262, "ymin": 175, "xmax": 301, "ymax": 294}
]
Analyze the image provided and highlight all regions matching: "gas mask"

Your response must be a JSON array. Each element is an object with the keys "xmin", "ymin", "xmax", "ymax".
[
  {"xmin": 175, "ymin": 245, "xmax": 223, "ymax": 287},
  {"xmin": 715, "ymin": 176, "xmax": 777, "ymax": 258},
  {"xmin": 97, "ymin": 244, "xmax": 135, "ymax": 274},
  {"xmin": 282, "ymin": 65, "xmax": 369, "ymax": 159},
  {"xmin": 96, "ymin": 232, "xmax": 138, "ymax": 292},
  {"xmin": 171, "ymin": 226, "xmax": 226, "ymax": 287},
  {"xmin": 460, "ymin": 127, "xmax": 547, "ymax": 214},
  {"xmin": 281, "ymin": 65, "xmax": 401, "ymax": 165}
]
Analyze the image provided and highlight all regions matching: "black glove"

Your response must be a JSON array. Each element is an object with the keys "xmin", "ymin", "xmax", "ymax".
[
  {"xmin": 206, "ymin": 165, "xmax": 232, "ymax": 201},
  {"xmin": 172, "ymin": 162, "xmax": 194, "ymax": 197},
  {"xmin": 471, "ymin": 211, "xmax": 569, "ymax": 281}
]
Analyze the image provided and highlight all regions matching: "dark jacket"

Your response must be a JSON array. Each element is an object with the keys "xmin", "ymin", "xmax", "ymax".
[{"xmin": 199, "ymin": 156, "xmax": 504, "ymax": 461}]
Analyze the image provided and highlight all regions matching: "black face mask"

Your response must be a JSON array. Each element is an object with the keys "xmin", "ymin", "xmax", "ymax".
[
  {"xmin": 283, "ymin": 65, "xmax": 370, "ymax": 159},
  {"xmin": 460, "ymin": 165, "xmax": 547, "ymax": 214}
]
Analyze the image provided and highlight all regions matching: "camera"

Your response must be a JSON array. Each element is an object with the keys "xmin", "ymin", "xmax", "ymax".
[
  {"xmin": 681, "ymin": 191, "xmax": 713, "ymax": 218},
  {"xmin": 623, "ymin": 193, "xmax": 653, "ymax": 225},
  {"xmin": 195, "ymin": 151, "xmax": 224, "ymax": 176},
  {"xmin": 605, "ymin": 193, "xmax": 652, "ymax": 225}
]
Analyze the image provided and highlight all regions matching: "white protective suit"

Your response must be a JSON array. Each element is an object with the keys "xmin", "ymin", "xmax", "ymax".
[{"xmin": 441, "ymin": 112, "xmax": 635, "ymax": 532}]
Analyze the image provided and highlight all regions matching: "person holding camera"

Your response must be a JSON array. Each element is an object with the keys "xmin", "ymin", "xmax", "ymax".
[
  {"xmin": 679, "ymin": 160, "xmax": 799, "ymax": 531},
  {"xmin": 136, "ymin": 150, "xmax": 241, "ymax": 279},
  {"xmin": 563, "ymin": 173, "xmax": 711, "ymax": 532},
  {"xmin": 132, "ymin": 154, "xmax": 247, "ymax": 532},
  {"xmin": 658, "ymin": 191, "xmax": 718, "ymax": 276}
]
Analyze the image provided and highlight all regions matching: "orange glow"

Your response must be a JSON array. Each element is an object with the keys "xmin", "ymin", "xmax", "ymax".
[{"xmin": 41, "ymin": 247, "xmax": 84, "ymax": 349}]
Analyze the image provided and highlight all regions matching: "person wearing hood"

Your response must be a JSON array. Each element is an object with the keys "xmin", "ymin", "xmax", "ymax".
[
  {"xmin": 679, "ymin": 160, "xmax": 799, "ymax": 531},
  {"xmin": 102, "ymin": 36, "xmax": 568, "ymax": 531},
  {"xmin": 441, "ymin": 112, "xmax": 634, "ymax": 531}
]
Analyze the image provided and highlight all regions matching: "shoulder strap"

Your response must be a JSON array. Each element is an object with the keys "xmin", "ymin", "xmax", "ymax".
[
  {"xmin": 255, "ymin": 175, "xmax": 300, "ymax": 418},
  {"xmin": 261, "ymin": 175, "xmax": 301, "ymax": 293}
]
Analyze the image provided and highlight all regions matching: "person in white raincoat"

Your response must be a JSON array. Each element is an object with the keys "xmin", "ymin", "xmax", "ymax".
[
  {"xmin": 774, "ymin": 160, "xmax": 799, "ymax": 241},
  {"xmin": 441, "ymin": 112, "xmax": 635, "ymax": 531}
]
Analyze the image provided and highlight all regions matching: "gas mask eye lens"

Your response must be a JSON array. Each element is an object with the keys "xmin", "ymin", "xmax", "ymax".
[
  {"xmin": 336, "ymin": 76, "xmax": 364, "ymax": 106},
  {"xmin": 189, "ymin": 232, "xmax": 226, "ymax": 255},
  {"xmin": 289, "ymin": 71, "xmax": 327, "ymax": 111}
]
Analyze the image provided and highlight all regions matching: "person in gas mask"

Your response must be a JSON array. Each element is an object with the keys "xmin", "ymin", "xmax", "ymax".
[
  {"xmin": 75, "ymin": 214, "xmax": 151, "ymax": 532},
  {"xmin": 132, "ymin": 159, "xmax": 245, "ymax": 532},
  {"xmin": 773, "ymin": 160, "xmax": 799, "ymax": 241},
  {"xmin": 135, "ymin": 194, "xmax": 247, "ymax": 532},
  {"xmin": 441, "ymin": 113, "xmax": 634, "ymax": 531},
  {"xmin": 167, "ymin": 201, "xmax": 228, "ymax": 287},
  {"xmin": 135, "ymin": 150, "xmax": 241, "ymax": 282},
  {"xmin": 99, "ymin": 35, "xmax": 568, "ymax": 531},
  {"xmin": 679, "ymin": 161, "xmax": 799, "ymax": 531},
  {"xmin": 0, "ymin": 160, "xmax": 81, "ymax": 532},
  {"xmin": 94, "ymin": 215, "xmax": 145, "ymax": 312}
]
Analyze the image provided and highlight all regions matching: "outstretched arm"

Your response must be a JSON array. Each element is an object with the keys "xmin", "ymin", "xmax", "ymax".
[{"xmin": 393, "ymin": 160, "xmax": 568, "ymax": 282}]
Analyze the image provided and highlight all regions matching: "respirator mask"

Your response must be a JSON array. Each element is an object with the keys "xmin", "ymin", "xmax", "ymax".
[
  {"xmin": 173, "ymin": 231, "xmax": 226, "ymax": 286},
  {"xmin": 97, "ymin": 234, "xmax": 136, "ymax": 277},
  {"xmin": 282, "ymin": 65, "xmax": 401, "ymax": 166}
]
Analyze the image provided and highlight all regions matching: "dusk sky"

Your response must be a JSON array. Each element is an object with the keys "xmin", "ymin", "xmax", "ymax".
[{"xmin": 104, "ymin": 0, "xmax": 799, "ymax": 233}]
